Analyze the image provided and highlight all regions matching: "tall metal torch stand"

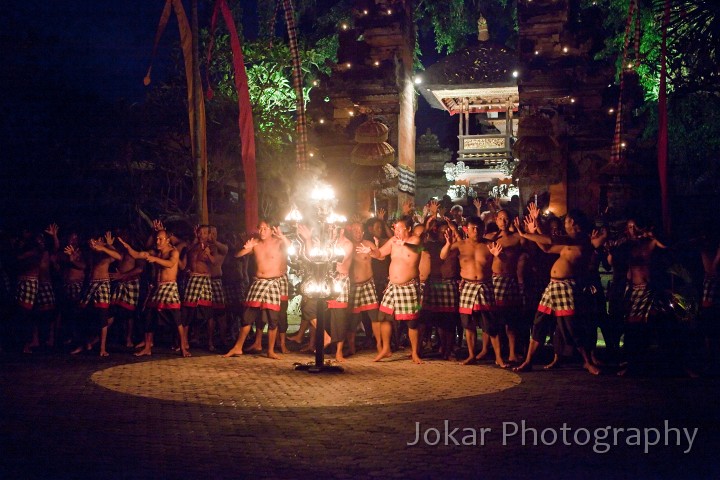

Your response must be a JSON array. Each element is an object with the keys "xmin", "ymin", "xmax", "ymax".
[
  {"xmin": 293, "ymin": 260, "xmax": 344, "ymax": 374},
  {"xmin": 289, "ymin": 184, "xmax": 345, "ymax": 374}
]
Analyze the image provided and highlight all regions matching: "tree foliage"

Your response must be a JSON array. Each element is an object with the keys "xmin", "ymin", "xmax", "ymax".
[
  {"xmin": 415, "ymin": 0, "xmax": 517, "ymax": 55},
  {"xmin": 653, "ymin": 0, "xmax": 720, "ymax": 94}
]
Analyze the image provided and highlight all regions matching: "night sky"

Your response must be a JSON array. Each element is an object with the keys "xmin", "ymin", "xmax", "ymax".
[{"xmin": 5, "ymin": 1, "xmax": 176, "ymax": 103}]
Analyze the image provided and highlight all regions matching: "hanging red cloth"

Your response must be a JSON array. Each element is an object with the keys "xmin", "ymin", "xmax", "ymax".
[{"xmin": 206, "ymin": 0, "xmax": 259, "ymax": 232}]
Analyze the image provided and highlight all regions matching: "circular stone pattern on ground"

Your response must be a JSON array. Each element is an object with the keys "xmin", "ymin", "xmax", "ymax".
[{"xmin": 91, "ymin": 351, "xmax": 521, "ymax": 408}]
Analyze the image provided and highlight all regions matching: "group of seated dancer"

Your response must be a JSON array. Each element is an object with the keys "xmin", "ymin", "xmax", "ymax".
[{"xmin": 1, "ymin": 197, "xmax": 717, "ymax": 377}]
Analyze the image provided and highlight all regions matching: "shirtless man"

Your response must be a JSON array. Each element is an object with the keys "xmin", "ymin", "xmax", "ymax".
[
  {"xmin": 605, "ymin": 218, "xmax": 640, "ymax": 362},
  {"xmin": 619, "ymin": 222, "xmax": 668, "ymax": 376},
  {"xmin": 487, "ymin": 209, "xmax": 526, "ymax": 363},
  {"xmin": 108, "ymin": 229, "xmax": 146, "ymax": 349},
  {"xmin": 358, "ymin": 216, "xmax": 423, "ymax": 363},
  {"xmin": 181, "ymin": 225, "xmax": 215, "ymax": 356},
  {"xmin": 72, "ymin": 232, "xmax": 121, "ymax": 356},
  {"xmin": 330, "ymin": 227, "xmax": 355, "ymax": 361},
  {"xmin": 347, "ymin": 222, "xmax": 380, "ymax": 354},
  {"xmin": 39, "ymin": 224, "xmax": 60, "ymax": 348},
  {"xmin": 367, "ymin": 213, "xmax": 392, "ymax": 297},
  {"xmin": 58, "ymin": 230, "xmax": 86, "ymax": 346},
  {"xmin": 207, "ymin": 226, "xmax": 230, "ymax": 351},
  {"xmin": 513, "ymin": 210, "xmax": 600, "ymax": 375},
  {"xmin": 222, "ymin": 233, "xmax": 246, "ymax": 340},
  {"xmin": 699, "ymin": 233, "xmax": 720, "ymax": 366},
  {"xmin": 421, "ymin": 216, "xmax": 460, "ymax": 360},
  {"xmin": 441, "ymin": 216, "xmax": 505, "ymax": 367},
  {"xmin": 15, "ymin": 231, "xmax": 49, "ymax": 353},
  {"xmin": 118, "ymin": 230, "xmax": 181, "ymax": 356},
  {"xmin": 223, "ymin": 219, "xmax": 290, "ymax": 360}
]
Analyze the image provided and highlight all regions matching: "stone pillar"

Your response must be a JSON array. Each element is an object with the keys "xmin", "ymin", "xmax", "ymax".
[
  {"xmin": 415, "ymin": 129, "xmax": 452, "ymax": 204},
  {"xmin": 307, "ymin": 0, "xmax": 416, "ymax": 217},
  {"xmin": 517, "ymin": 0, "xmax": 616, "ymax": 216}
]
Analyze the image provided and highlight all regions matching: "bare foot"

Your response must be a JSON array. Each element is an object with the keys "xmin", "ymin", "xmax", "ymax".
[
  {"xmin": 267, "ymin": 351, "xmax": 281, "ymax": 360},
  {"xmin": 278, "ymin": 344, "xmax": 289, "ymax": 354},
  {"xmin": 508, "ymin": 355, "xmax": 520, "ymax": 363},
  {"xmin": 222, "ymin": 347, "xmax": 244, "ymax": 357},
  {"xmin": 287, "ymin": 334, "xmax": 303, "ymax": 344},
  {"xmin": 208, "ymin": 344, "xmax": 216, "ymax": 352},
  {"xmin": 373, "ymin": 350, "xmax": 392, "ymax": 362},
  {"xmin": 335, "ymin": 353, "xmax": 346, "ymax": 363},
  {"xmin": 591, "ymin": 351, "xmax": 605, "ymax": 366},
  {"xmin": 70, "ymin": 346, "xmax": 84, "ymax": 355},
  {"xmin": 583, "ymin": 362, "xmax": 600, "ymax": 375},
  {"xmin": 299, "ymin": 344, "xmax": 313, "ymax": 353},
  {"xmin": 495, "ymin": 359, "xmax": 509, "ymax": 368},
  {"xmin": 247, "ymin": 344, "xmax": 263, "ymax": 353},
  {"xmin": 182, "ymin": 348, "xmax": 192, "ymax": 358},
  {"xmin": 460, "ymin": 356, "xmax": 476, "ymax": 365},
  {"xmin": 134, "ymin": 348, "xmax": 152, "ymax": 357},
  {"xmin": 411, "ymin": 354, "xmax": 424, "ymax": 364},
  {"xmin": 543, "ymin": 356, "xmax": 559, "ymax": 370},
  {"xmin": 513, "ymin": 362, "xmax": 533, "ymax": 372},
  {"xmin": 100, "ymin": 350, "xmax": 109, "ymax": 357},
  {"xmin": 475, "ymin": 350, "xmax": 488, "ymax": 360},
  {"xmin": 125, "ymin": 341, "xmax": 135, "ymax": 348}
]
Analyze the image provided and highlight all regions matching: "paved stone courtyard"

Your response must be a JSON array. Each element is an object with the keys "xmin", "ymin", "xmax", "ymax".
[{"xmin": 2, "ymin": 346, "xmax": 719, "ymax": 479}]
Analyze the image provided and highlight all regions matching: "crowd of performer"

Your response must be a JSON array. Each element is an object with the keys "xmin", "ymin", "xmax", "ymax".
[{"xmin": 1, "ymin": 196, "xmax": 718, "ymax": 376}]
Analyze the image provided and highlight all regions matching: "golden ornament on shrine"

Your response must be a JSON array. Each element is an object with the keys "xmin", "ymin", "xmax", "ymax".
[{"xmin": 477, "ymin": 16, "xmax": 489, "ymax": 42}]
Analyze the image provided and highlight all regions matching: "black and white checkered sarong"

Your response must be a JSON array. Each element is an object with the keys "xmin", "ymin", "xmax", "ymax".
[
  {"xmin": 328, "ymin": 275, "xmax": 350, "ymax": 309},
  {"xmin": 493, "ymin": 274, "xmax": 521, "ymax": 308},
  {"xmin": 147, "ymin": 282, "xmax": 181, "ymax": 310},
  {"xmin": 351, "ymin": 278, "xmax": 379, "ymax": 313},
  {"xmin": 537, "ymin": 279, "xmax": 576, "ymax": 317},
  {"xmin": 458, "ymin": 279, "xmax": 494, "ymax": 314},
  {"xmin": 111, "ymin": 277, "xmax": 141, "ymax": 311},
  {"xmin": 379, "ymin": 280, "xmax": 421, "ymax": 321},
  {"xmin": 702, "ymin": 275, "xmax": 719, "ymax": 308},
  {"xmin": 278, "ymin": 274, "xmax": 290, "ymax": 301},
  {"xmin": 423, "ymin": 278, "xmax": 459, "ymax": 313},
  {"xmin": 244, "ymin": 277, "xmax": 282, "ymax": 312},
  {"xmin": 211, "ymin": 277, "xmax": 226, "ymax": 309},
  {"xmin": 625, "ymin": 283, "xmax": 659, "ymax": 323},
  {"xmin": 223, "ymin": 281, "xmax": 245, "ymax": 308},
  {"xmin": 16, "ymin": 276, "xmax": 39, "ymax": 310},
  {"xmin": 182, "ymin": 274, "xmax": 213, "ymax": 308},
  {"xmin": 63, "ymin": 281, "xmax": 84, "ymax": 304},
  {"xmin": 36, "ymin": 282, "xmax": 56, "ymax": 311},
  {"xmin": 80, "ymin": 279, "xmax": 111, "ymax": 309}
]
